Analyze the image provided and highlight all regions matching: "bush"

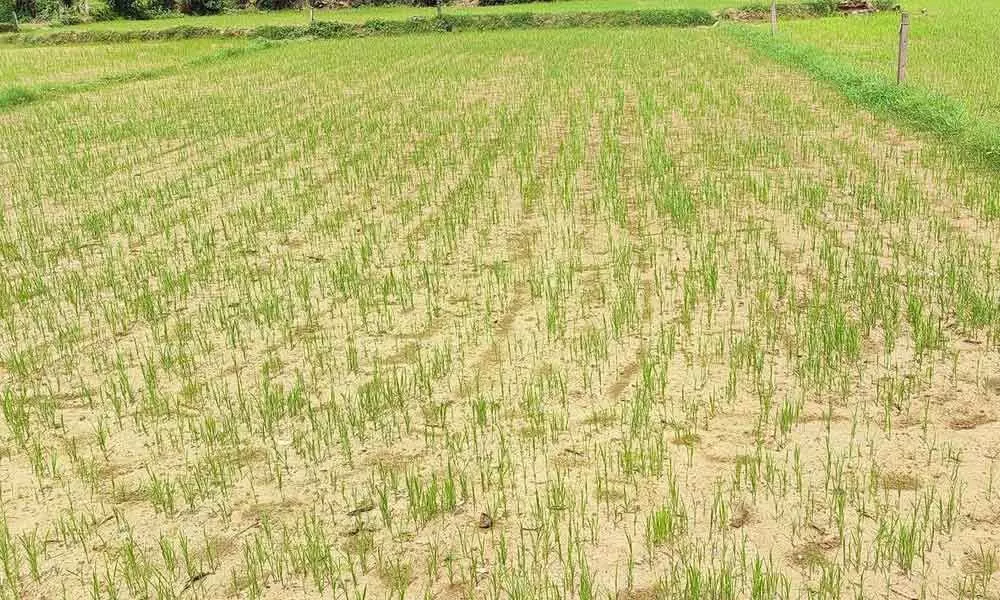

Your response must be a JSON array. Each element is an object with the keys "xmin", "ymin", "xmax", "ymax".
[
  {"xmin": 107, "ymin": 0, "xmax": 146, "ymax": 17},
  {"xmin": 179, "ymin": 0, "xmax": 220, "ymax": 14},
  {"xmin": 0, "ymin": 0, "xmax": 15, "ymax": 24},
  {"xmin": 13, "ymin": 0, "xmax": 34, "ymax": 17},
  {"xmin": 729, "ymin": 1, "xmax": 837, "ymax": 20},
  {"xmin": 144, "ymin": 0, "xmax": 176, "ymax": 13},
  {"xmin": 89, "ymin": 0, "xmax": 115, "ymax": 18},
  {"xmin": 803, "ymin": 0, "xmax": 836, "ymax": 15},
  {"xmin": 254, "ymin": 0, "xmax": 295, "ymax": 10},
  {"xmin": 29, "ymin": 0, "xmax": 62, "ymax": 18},
  {"xmin": 477, "ymin": 0, "xmax": 544, "ymax": 6},
  {"xmin": 56, "ymin": 12, "xmax": 84, "ymax": 23},
  {"xmin": 331, "ymin": 0, "xmax": 450, "ymax": 5}
]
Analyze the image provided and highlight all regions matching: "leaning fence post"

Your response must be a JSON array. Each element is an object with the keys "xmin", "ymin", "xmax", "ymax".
[
  {"xmin": 897, "ymin": 12, "xmax": 909, "ymax": 83},
  {"xmin": 770, "ymin": 0, "xmax": 777, "ymax": 34}
]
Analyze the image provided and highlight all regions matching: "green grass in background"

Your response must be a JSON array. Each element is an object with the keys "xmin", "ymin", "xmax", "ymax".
[
  {"xmin": 773, "ymin": 0, "xmax": 1000, "ymax": 122},
  {"xmin": 731, "ymin": 25, "xmax": 1000, "ymax": 171}
]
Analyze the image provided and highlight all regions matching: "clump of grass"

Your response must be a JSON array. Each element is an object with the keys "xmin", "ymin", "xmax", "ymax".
[
  {"xmin": 789, "ymin": 541, "xmax": 829, "ymax": 570},
  {"xmin": 0, "ymin": 86, "xmax": 38, "ymax": 108},
  {"xmin": 881, "ymin": 471, "xmax": 921, "ymax": 492}
]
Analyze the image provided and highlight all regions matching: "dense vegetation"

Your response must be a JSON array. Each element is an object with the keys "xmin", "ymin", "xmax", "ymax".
[
  {"xmin": 0, "ymin": 9, "xmax": 717, "ymax": 43},
  {"xmin": 0, "ymin": 0, "xmax": 852, "ymax": 24},
  {"xmin": 2, "ymin": 0, "xmax": 719, "ymax": 22}
]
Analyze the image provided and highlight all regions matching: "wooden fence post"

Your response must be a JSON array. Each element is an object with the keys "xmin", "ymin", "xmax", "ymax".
[
  {"xmin": 897, "ymin": 12, "xmax": 910, "ymax": 83},
  {"xmin": 770, "ymin": 0, "xmax": 777, "ymax": 34}
]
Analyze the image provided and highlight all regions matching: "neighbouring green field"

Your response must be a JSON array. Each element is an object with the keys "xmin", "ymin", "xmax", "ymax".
[
  {"xmin": 3, "ymin": 24, "xmax": 1000, "ymax": 600},
  {"xmin": 16, "ymin": 0, "xmax": 731, "ymax": 31},
  {"xmin": 778, "ymin": 0, "xmax": 1000, "ymax": 122},
  {"xmin": 0, "ymin": 38, "xmax": 242, "ymax": 85}
]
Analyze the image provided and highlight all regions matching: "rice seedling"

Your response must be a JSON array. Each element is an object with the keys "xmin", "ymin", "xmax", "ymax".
[{"xmin": 1, "ymin": 20, "xmax": 999, "ymax": 600}]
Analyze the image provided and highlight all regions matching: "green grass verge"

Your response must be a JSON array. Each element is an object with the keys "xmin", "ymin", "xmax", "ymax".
[
  {"xmin": 0, "ymin": 9, "xmax": 715, "ymax": 44},
  {"xmin": 729, "ymin": 26, "xmax": 1000, "ymax": 169}
]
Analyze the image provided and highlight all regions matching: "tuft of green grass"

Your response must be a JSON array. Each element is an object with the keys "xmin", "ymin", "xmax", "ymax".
[{"xmin": 0, "ymin": 86, "xmax": 39, "ymax": 108}]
